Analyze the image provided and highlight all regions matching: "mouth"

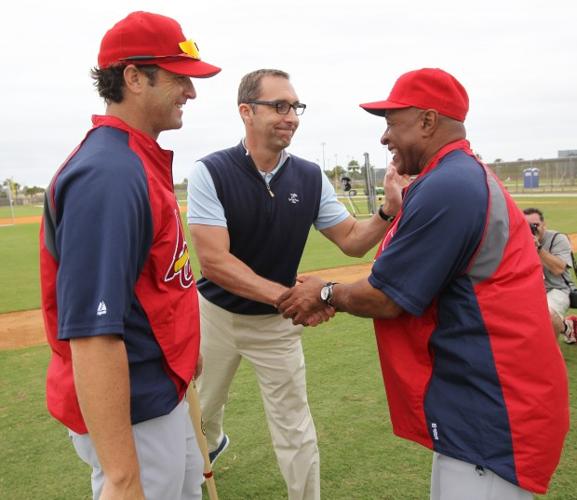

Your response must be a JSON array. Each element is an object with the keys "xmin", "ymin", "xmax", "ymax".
[
  {"xmin": 276, "ymin": 127, "xmax": 294, "ymax": 137},
  {"xmin": 388, "ymin": 147, "xmax": 398, "ymax": 163}
]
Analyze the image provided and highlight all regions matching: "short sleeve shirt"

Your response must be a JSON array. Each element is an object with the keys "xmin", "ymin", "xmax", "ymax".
[
  {"xmin": 368, "ymin": 150, "xmax": 488, "ymax": 316},
  {"xmin": 187, "ymin": 144, "xmax": 348, "ymax": 230},
  {"xmin": 54, "ymin": 128, "xmax": 153, "ymax": 339},
  {"xmin": 541, "ymin": 230, "xmax": 573, "ymax": 292}
]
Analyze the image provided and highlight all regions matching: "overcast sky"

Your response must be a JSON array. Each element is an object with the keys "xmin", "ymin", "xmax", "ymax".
[{"xmin": 1, "ymin": 0, "xmax": 575, "ymax": 187}]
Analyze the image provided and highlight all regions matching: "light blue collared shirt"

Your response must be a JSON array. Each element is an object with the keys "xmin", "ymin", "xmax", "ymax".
[{"xmin": 187, "ymin": 141, "xmax": 349, "ymax": 230}]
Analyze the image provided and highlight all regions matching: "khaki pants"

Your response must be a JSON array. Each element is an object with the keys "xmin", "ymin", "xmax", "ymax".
[
  {"xmin": 197, "ymin": 295, "xmax": 320, "ymax": 500},
  {"xmin": 430, "ymin": 453, "xmax": 533, "ymax": 500}
]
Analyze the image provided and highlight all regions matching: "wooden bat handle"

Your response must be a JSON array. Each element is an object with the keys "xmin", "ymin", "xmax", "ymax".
[{"xmin": 188, "ymin": 381, "xmax": 219, "ymax": 500}]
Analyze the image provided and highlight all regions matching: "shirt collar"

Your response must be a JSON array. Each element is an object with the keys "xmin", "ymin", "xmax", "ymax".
[{"xmin": 241, "ymin": 138, "xmax": 290, "ymax": 177}]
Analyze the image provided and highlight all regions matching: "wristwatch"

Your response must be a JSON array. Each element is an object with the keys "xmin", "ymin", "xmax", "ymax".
[
  {"xmin": 378, "ymin": 205, "xmax": 395, "ymax": 223},
  {"xmin": 320, "ymin": 282, "xmax": 338, "ymax": 306}
]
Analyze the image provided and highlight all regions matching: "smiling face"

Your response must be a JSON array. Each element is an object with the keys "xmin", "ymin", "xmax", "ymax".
[
  {"xmin": 241, "ymin": 75, "xmax": 300, "ymax": 153},
  {"xmin": 380, "ymin": 107, "xmax": 427, "ymax": 176},
  {"xmin": 141, "ymin": 68, "xmax": 196, "ymax": 138}
]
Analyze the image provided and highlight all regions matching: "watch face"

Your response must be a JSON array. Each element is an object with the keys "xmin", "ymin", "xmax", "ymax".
[{"xmin": 320, "ymin": 286, "xmax": 330, "ymax": 301}]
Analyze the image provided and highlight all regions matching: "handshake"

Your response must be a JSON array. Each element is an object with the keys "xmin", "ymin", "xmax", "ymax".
[{"xmin": 276, "ymin": 276, "xmax": 335, "ymax": 327}]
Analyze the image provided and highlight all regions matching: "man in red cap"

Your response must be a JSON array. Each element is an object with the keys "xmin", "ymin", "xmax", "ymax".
[
  {"xmin": 39, "ymin": 11, "xmax": 220, "ymax": 499},
  {"xmin": 277, "ymin": 68, "xmax": 569, "ymax": 499}
]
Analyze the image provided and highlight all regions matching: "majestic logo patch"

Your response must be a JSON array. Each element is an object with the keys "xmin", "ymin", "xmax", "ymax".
[
  {"xmin": 164, "ymin": 209, "xmax": 194, "ymax": 289},
  {"xmin": 431, "ymin": 422, "xmax": 439, "ymax": 441},
  {"xmin": 288, "ymin": 193, "xmax": 300, "ymax": 204},
  {"xmin": 96, "ymin": 301, "xmax": 107, "ymax": 317}
]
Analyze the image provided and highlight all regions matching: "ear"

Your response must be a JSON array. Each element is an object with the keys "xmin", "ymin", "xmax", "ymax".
[
  {"xmin": 421, "ymin": 109, "xmax": 439, "ymax": 137},
  {"xmin": 238, "ymin": 103, "xmax": 253, "ymax": 125},
  {"xmin": 123, "ymin": 65, "xmax": 146, "ymax": 95}
]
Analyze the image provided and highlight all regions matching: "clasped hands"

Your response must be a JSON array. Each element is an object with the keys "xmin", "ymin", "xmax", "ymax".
[{"xmin": 276, "ymin": 275, "xmax": 333, "ymax": 326}]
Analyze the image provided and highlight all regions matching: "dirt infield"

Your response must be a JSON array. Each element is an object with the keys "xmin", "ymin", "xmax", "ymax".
[
  {"xmin": 0, "ymin": 309, "xmax": 45, "ymax": 350},
  {"xmin": 0, "ymin": 263, "xmax": 372, "ymax": 351},
  {"xmin": 0, "ymin": 215, "xmax": 41, "ymax": 225}
]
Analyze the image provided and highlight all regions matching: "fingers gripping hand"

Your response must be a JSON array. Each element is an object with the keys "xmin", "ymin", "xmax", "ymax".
[
  {"xmin": 276, "ymin": 275, "xmax": 327, "ymax": 324},
  {"xmin": 290, "ymin": 304, "xmax": 335, "ymax": 327},
  {"xmin": 301, "ymin": 306, "xmax": 336, "ymax": 327}
]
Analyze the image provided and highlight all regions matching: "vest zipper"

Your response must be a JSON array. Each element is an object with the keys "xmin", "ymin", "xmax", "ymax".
[{"xmin": 266, "ymin": 184, "xmax": 275, "ymax": 197}]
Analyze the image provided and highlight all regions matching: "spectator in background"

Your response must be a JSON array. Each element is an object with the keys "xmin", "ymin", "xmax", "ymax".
[{"xmin": 523, "ymin": 208, "xmax": 575, "ymax": 342}]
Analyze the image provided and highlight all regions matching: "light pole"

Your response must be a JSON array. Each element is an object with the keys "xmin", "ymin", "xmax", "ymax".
[{"xmin": 334, "ymin": 153, "xmax": 339, "ymax": 192}]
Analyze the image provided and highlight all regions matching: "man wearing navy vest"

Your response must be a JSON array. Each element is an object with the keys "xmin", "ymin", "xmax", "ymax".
[
  {"xmin": 277, "ymin": 68, "xmax": 569, "ymax": 499},
  {"xmin": 40, "ymin": 12, "xmax": 220, "ymax": 499},
  {"xmin": 187, "ymin": 68, "xmax": 394, "ymax": 499}
]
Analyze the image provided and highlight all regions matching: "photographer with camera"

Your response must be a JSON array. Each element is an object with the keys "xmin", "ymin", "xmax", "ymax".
[{"xmin": 523, "ymin": 208, "xmax": 576, "ymax": 343}]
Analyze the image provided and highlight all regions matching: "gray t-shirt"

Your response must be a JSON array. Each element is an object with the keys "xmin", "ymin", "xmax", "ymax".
[{"xmin": 542, "ymin": 229, "xmax": 573, "ymax": 292}]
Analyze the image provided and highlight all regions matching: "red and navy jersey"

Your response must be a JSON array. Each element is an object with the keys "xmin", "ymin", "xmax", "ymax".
[
  {"xmin": 369, "ymin": 140, "xmax": 569, "ymax": 494},
  {"xmin": 40, "ymin": 115, "xmax": 200, "ymax": 434}
]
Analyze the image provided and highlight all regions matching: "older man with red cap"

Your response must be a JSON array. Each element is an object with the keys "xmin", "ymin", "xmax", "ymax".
[
  {"xmin": 277, "ymin": 68, "xmax": 569, "ymax": 499},
  {"xmin": 40, "ymin": 11, "xmax": 219, "ymax": 500}
]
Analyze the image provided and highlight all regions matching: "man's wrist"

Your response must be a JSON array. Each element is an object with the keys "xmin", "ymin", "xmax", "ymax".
[
  {"xmin": 320, "ymin": 282, "xmax": 339, "ymax": 306},
  {"xmin": 377, "ymin": 205, "xmax": 395, "ymax": 223}
]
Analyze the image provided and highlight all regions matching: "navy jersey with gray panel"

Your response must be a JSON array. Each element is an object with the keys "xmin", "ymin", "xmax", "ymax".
[{"xmin": 370, "ymin": 144, "xmax": 569, "ymax": 493}]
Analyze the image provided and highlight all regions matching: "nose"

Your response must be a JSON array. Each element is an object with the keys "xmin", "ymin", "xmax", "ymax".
[
  {"xmin": 380, "ymin": 129, "xmax": 389, "ymax": 146},
  {"xmin": 184, "ymin": 78, "xmax": 196, "ymax": 100}
]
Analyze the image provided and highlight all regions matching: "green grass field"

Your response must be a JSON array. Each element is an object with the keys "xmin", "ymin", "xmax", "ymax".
[
  {"xmin": 0, "ymin": 197, "xmax": 576, "ymax": 498},
  {"xmin": 0, "ymin": 224, "xmax": 41, "ymax": 313},
  {"xmin": 0, "ymin": 207, "xmax": 373, "ymax": 314},
  {"xmin": 0, "ymin": 204, "xmax": 43, "ymax": 219}
]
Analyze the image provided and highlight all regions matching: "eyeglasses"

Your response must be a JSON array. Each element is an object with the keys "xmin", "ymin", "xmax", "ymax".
[{"xmin": 245, "ymin": 100, "xmax": 307, "ymax": 116}]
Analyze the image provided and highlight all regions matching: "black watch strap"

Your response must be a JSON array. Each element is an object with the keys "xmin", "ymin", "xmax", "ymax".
[{"xmin": 378, "ymin": 205, "xmax": 395, "ymax": 223}]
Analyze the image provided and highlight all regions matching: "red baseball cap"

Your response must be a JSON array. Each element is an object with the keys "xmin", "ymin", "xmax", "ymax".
[
  {"xmin": 360, "ymin": 68, "xmax": 468, "ymax": 122},
  {"xmin": 98, "ymin": 11, "xmax": 221, "ymax": 78}
]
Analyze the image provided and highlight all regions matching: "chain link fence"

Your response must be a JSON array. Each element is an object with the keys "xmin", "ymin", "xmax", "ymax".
[{"xmin": 488, "ymin": 157, "xmax": 577, "ymax": 193}]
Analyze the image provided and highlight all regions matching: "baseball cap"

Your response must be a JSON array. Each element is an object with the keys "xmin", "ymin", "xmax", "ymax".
[
  {"xmin": 98, "ymin": 11, "xmax": 221, "ymax": 78},
  {"xmin": 360, "ymin": 68, "xmax": 468, "ymax": 122}
]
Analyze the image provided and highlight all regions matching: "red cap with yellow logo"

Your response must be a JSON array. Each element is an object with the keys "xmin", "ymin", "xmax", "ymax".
[{"xmin": 98, "ymin": 11, "xmax": 221, "ymax": 78}]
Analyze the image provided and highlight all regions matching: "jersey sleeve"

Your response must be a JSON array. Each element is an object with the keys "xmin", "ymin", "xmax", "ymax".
[
  {"xmin": 187, "ymin": 160, "xmax": 227, "ymax": 227},
  {"xmin": 55, "ymin": 153, "xmax": 152, "ymax": 339},
  {"xmin": 369, "ymin": 162, "xmax": 488, "ymax": 316},
  {"xmin": 313, "ymin": 168, "xmax": 350, "ymax": 230}
]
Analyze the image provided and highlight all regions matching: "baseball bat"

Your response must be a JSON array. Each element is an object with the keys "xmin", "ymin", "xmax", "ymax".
[{"xmin": 188, "ymin": 381, "xmax": 219, "ymax": 500}]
